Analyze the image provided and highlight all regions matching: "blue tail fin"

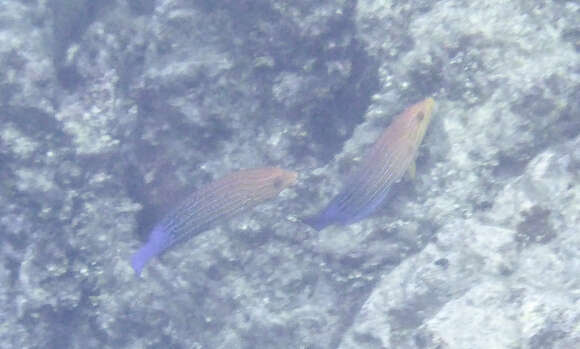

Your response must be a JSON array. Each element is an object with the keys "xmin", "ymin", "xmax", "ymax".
[
  {"xmin": 131, "ymin": 225, "xmax": 168, "ymax": 276},
  {"xmin": 131, "ymin": 245, "xmax": 155, "ymax": 276}
]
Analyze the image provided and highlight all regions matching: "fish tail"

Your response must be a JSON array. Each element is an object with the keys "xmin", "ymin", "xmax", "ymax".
[
  {"xmin": 131, "ymin": 247, "xmax": 151, "ymax": 276},
  {"xmin": 131, "ymin": 239, "xmax": 164, "ymax": 276},
  {"xmin": 131, "ymin": 225, "xmax": 172, "ymax": 276}
]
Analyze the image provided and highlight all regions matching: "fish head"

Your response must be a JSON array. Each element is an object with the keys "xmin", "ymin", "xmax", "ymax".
[
  {"xmin": 270, "ymin": 168, "xmax": 298, "ymax": 190},
  {"xmin": 402, "ymin": 97, "xmax": 435, "ymax": 148},
  {"xmin": 243, "ymin": 167, "xmax": 298, "ymax": 198}
]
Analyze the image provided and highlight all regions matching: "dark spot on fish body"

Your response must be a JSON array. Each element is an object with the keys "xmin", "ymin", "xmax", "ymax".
[{"xmin": 416, "ymin": 111, "xmax": 425, "ymax": 122}]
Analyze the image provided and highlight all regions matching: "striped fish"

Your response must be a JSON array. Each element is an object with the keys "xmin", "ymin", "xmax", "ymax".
[
  {"xmin": 131, "ymin": 167, "xmax": 298, "ymax": 275},
  {"xmin": 304, "ymin": 98, "xmax": 435, "ymax": 231}
]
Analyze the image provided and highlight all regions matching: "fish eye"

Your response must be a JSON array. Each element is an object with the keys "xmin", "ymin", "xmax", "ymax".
[{"xmin": 416, "ymin": 112, "xmax": 425, "ymax": 121}]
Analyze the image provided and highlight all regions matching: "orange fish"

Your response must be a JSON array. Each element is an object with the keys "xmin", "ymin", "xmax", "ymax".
[
  {"xmin": 131, "ymin": 168, "xmax": 298, "ymax": 275},
  {"xmin": 304, "ymin": 98, "xmax": 435, "ymax": 231}
]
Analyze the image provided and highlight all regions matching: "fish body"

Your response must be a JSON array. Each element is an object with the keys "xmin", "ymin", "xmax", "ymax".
[
  {"xmin": 131, "ymin": 167, "xmax": 297, "ymax": 275},
  {"xmin": 305, "ymin": 98, "xmax": 435, "ymax": 231}
]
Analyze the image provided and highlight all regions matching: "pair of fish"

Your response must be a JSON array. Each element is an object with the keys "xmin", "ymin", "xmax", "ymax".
[{"xmin": 131, "ymin": 98, "xmax": 435, "ymax": 275}]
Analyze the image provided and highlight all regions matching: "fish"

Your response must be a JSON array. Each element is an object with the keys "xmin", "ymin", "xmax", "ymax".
[
  {"xmin": 131, "ymin": 167, "xmax": 298, "ymax": 275},
  {"xmin": 304, "ymin": 98, "xmax": 435, "ymax": 231}
]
